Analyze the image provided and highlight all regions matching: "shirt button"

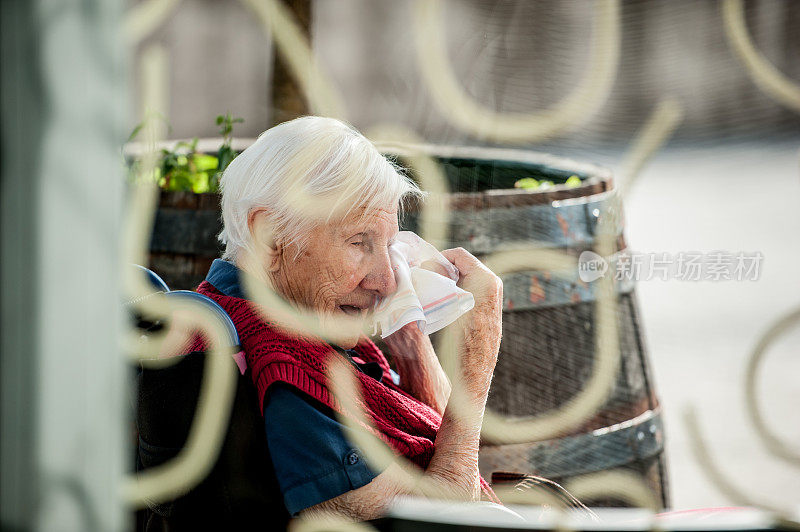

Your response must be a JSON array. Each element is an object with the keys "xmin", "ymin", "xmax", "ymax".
[{"xmin": 346, "ymin": 451, "xmax": 360, "ymax": 465}]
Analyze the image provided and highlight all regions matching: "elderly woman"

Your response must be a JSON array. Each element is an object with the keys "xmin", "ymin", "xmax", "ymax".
[{"xmin": 193, "ymin": 116, "xmax": 503, "ymax": 520}]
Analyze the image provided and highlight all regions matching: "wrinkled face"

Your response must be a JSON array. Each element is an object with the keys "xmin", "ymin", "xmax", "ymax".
[{"xmin": 273, "ymin": 206, "xmax": 399, "ymax": 348}]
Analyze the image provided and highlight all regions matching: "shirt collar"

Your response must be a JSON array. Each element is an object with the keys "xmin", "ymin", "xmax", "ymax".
[
  {"xmin": 331, "ymin": 345, "xmax": 384, "ymax": 383},
  {"xmin": 205, "ymin": 258, "xmax": 247, "ymax": 299}
]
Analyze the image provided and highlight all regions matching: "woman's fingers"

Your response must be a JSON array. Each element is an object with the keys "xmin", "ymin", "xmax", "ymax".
[
  {"xmin": 440, "ymin": 248, "xmax": 503, "ymax": 302},
  {"xmin": 440, "ymin": 248, "xmax": 480, "ymax": 278},
  {"xmin": 419, "ymin": 259, "xmax": 452, "ymax": 279},
  {"xmin": 441, "ymin": 248, "xmax": 495, "ymax": 281}
]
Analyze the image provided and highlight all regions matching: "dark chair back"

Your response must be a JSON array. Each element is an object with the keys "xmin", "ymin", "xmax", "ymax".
[{"xmin": 128, "ymin": 266, "xmax": 288, "ymax": 530}]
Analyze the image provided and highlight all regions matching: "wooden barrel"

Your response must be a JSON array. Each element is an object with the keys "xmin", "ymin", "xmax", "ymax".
[
  {"xmin": 395, "ymin": 145, "xmax": 668, "ymax": 508},
  {"xmin": 149, "ymin": 190, "xmax": 223, "ymax": 290}
]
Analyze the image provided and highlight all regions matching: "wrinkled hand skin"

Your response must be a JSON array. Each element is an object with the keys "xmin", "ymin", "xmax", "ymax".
[
  {"xmin": 453, "ymin": 267, "xmax": 503, "ymax": 402},
  {"xmin": 300, "ymin": 248, "xmax": 503, "ymax": 522}
]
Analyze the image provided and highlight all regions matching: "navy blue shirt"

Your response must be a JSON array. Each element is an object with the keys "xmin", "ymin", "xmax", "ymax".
[{"xmin": 205, "ymin": 259, "xmax": 397, "ymax": 515}]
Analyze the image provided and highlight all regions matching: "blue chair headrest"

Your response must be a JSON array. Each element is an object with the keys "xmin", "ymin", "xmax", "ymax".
[
  {"xmin": 128, "ymin": 265, "xmax": 239, "ymax": 350},
  {"xmin": 132, "ymin": 264, "xmax": 170, "ymax": 293},
  {"xmin": 164, "ymin": 290, "xmax": 240, "ymax": 349}
]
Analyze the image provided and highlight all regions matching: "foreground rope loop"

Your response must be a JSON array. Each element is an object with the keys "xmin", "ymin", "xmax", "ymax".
[
  {"xmin": 722, "ymin": 0, "xmax": 800, "ymax": 114},
  {"xmin": 412, "ymin": 0, "xmax": 621, "ymax": 143}
]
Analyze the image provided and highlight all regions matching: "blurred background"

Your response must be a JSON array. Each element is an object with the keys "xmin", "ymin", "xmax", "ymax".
[
  {"xmin": 138, "ymin": 0, "xmax": 800, "ymax": 143},
  {"xmin": 2, "ymin": 0, "xmax": 798, "ymax": 529}
]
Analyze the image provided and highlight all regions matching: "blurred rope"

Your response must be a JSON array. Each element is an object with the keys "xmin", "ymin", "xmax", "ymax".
[
  {"xmin": 684, "ymin": 407, "xmax": 799, "ymax": 524},
  {"xmin": 124, "ymin": 0, "xmax": 183, "ymax": 46},
  {"xmin": 566, "ymin": 470, "xmax": 660, "ymax": 512},
  {"xmin": 478, "ymin": 247, "xmax": 622, "ymax": 444},
  {"xmin": 684, "ymin": 305, "xmax": 800, "ymax": 520},
  {"xmin": 121, "ymin": 42, "xmax": 238, "ymax": 508},
  {"xmin": 617, "ymin": 99, "xmax": 684, "ymax": 197},
  {"xmin": 368, "ymin": 125, "xmax": 451, "ymax": 249},
  {"xmin": 122, "ymin": 297, "xmax": 238, "ymax": 507},
  {"xmin": 412, "ymin": 0, "xmax": 620, "ymax": 143},
  {"xmin": 744, "ymin": 305, "xmax": 800, "ymax": 467},
  {"xmin": 722, "ymin": 0, "xmax": 800, "ymax": 114}
]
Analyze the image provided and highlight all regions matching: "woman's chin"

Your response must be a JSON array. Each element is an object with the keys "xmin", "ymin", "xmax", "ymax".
[
  {"xmin": 329, "ymin": 324, "xmax": 361, "ymax": 349},
  {"xmin": 337, "ymin": 336, "xmax": 360, "ymax": 350},
  {"xmin": 319, "ymin": 310, "xmax": 365, "ymax": 349}
]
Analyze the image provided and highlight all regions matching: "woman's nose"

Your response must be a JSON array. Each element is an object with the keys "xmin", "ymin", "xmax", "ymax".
[{"xmin": 362, "ymin": 249, "xmax": 397, "ymax": 297}]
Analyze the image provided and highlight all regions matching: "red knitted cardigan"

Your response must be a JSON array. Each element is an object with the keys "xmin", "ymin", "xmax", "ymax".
[{"xmin": 189, "ymin": 281, "xmax": 498, "ymax": 503}]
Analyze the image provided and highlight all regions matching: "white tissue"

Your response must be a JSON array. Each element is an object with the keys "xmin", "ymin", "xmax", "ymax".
[{"xmin": 372, "ymin": 232, "xmax": 475, "ymax": 338}]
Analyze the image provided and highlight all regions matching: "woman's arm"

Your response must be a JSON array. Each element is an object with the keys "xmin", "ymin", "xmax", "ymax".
[
  {"xmin": 300, "ymin": 401, "xmax": 485, "ymax": 521},
  {"xmin": 301, "ymin": 248, "xmax": 502, "ymax": 521},
  {"xmin": 383, "ymin": 325, "xmax": 451, "ymax": 415},
  {"xmin": 300, "ymin": 387, "xmax": 492, "ymax": 521}
]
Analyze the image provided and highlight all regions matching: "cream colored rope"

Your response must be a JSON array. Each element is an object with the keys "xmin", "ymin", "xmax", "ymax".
[
  {"xmin": 124, "ymin": 0, "xmax": 183, "ymax": 46},
  {"xmin": 722, "ymin": 0, "xmax": 800, "ymax": 114},
  {"xmin": 120, "ymin": 42, "xmax": 238, "ymax": 508},
  {"xmin": 744, "ymin": 305, "xmax": 800, "ymax": 467},
  {"xmin": 412, "ymin": 0, "xmax": 620, "ymax": 143}
]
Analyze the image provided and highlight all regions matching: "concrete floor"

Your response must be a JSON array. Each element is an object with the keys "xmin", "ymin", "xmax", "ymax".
[{"xmin": 617, "ymin": 138, "xmax": 800, "ymax": 511}]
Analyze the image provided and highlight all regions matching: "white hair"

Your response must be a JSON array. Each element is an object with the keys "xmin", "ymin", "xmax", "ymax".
[{"xmin": 218, "ymin": 116, "xmax": 423, "ymax": 262}]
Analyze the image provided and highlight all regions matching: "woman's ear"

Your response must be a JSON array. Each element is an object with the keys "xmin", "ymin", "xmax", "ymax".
[{"xmin": 247, "ymin": 208, "xmax": 283, "ymax": 273}]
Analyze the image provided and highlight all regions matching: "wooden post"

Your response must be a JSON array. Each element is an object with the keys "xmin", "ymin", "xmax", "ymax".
[{"xmin": 271, "ymin": 0, "xmax": 312, "ymax": 125}]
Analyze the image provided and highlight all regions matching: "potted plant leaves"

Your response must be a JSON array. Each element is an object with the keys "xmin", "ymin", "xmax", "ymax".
[{"xmin": 125, "ymin": 114, "xmax": 244, "ymax": 289}]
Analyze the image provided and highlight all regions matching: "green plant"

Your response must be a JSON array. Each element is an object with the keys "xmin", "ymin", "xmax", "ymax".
[
  {"xmin": 514, "ymin": 177, "xmax": 539, "ymax": 189},
  {"xmin": 211, "ymin": 113, "xmax": 245, "ymax": 191},
  {"xmin": 514, "ymin": 175, "xmax": 582, "ymax": 190},
  {"xmin": 160, "ymin": 137, "xmax": 218, "ymax": 193},
  {"xmin": 125, "ymin": 114, "xmax": 244, "ymax": 193}
]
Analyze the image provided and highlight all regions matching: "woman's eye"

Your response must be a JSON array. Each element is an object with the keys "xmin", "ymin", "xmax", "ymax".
[{"xmin": 351, "ymin": 241, "xmax": 364, "ymax": 247}]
